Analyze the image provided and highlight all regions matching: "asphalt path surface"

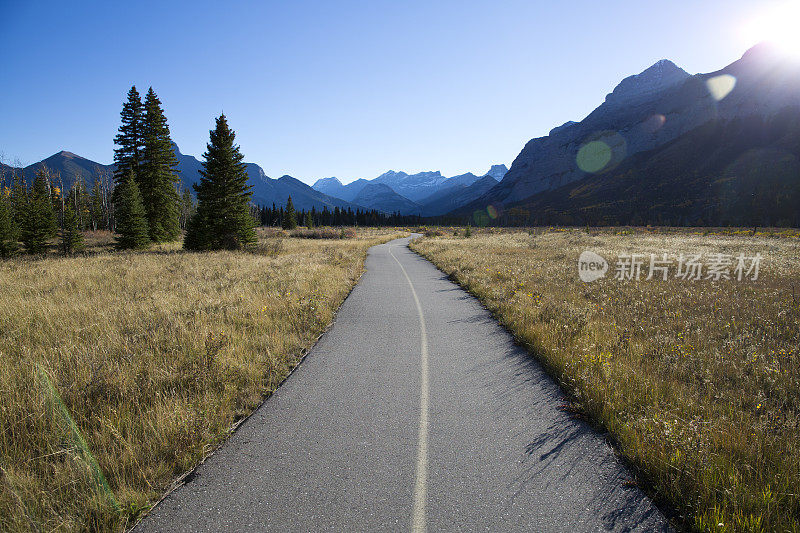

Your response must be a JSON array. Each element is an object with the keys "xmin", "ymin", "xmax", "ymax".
[{"xmin": 136, "ymin": 235, "xmax": 669, "ymax": 532}]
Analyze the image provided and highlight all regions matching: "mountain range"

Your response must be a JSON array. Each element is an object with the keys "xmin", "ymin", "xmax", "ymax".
[
  {"xmin": 312, "ymin": 164, "xmax": 508, "ymax": 215},
  {"xmin": 0, "ymin": 144, "xmax": 365, "ymax": 213},
  {"xmin": 1, "ymin": 144, "xmax": 507, "ymax": 216},
  {"xmin": 457, "ymin": 43, "xmax": 800, "ymax": 226}
]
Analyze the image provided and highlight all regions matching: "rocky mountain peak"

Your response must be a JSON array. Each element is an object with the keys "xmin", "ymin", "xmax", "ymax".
[
  {"xmin": 376, "ymin": 170, "xmax": 409, "ymax": 181},
  {"xmin": 313, "ymin": 176, "xmax": 343, "ymax": 187},
  {"xmin": 484, "ymin": 164, "xmax": 508, "ymax": 180},
  {"xmin": 604, "ymin": 59, "xmax": 690, "ymax": 107}
]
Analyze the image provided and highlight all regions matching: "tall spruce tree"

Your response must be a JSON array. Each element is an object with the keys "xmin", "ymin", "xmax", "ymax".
[
  {"xmin": 0, "ymin": 189, "xmax": 19, "ymax": 257},
  {"xmin": 184, "ymin": 114, "xmax": 257, "ymax": 250},
  {"xmin": 141, "ymin": 87, "xmax": 181, "ymax": 242},
  {"xmin": 113, "ymin": 86, "xmax": 145, "ymax": 208},
  {"xmin": 304, "ymin": 211, "xmax": 313, "ymax": 228},
  {"xmin": 282, "ymin": 196, "xmax": 298, "ymax": 230},
  {"xmin": 22, "ymin": 169, "xmax": 57, "ymax": 254},
  {"xmin": 60, "ymin": 188, "xmax": 84, "ymax": 255},
  {"xmin": 114, "ymin": 170, "xmax": 150, "ymax": 250}
]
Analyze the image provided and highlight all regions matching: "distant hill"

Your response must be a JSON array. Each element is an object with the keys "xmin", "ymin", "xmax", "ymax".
[
  {"xmin": 352, "ymin": 183, "xmax": 421, "ymax": 215},
  {"xmin": 0, "ymin": 151, "xmax": 115, "ymax": 189}
]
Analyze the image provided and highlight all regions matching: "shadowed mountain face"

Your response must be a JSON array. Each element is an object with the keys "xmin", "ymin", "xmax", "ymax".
[
  {"xmin": 457, "ymin": 43, "xmax": 800, "ymax": 224},
  {"xmin": 169, "ymin": 144, "xmax": 359, "ymax": 210},
  {"xmin": 420, "ymin": 175, "xmax": 501, "ymax": 216},
  {"xmin": 352, "ymin": 183, "xmax": 421, "ymax": 215},
  {"xmin": 503, "ymin": 110, "xmax": 800, "ymax": 227}
]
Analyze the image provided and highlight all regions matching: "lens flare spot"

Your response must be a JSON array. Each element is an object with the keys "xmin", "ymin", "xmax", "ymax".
[
  {"xmin": 473, "ymin": 209, "xmax": 490, "ymax": 227},
  {"xmin": 644, "ymin": 113, "xmax": 666, "ymax": 133},
  {"xmin": 706, "ymin": 74, "xmax": 736, "ymax": 101},
  {"xmin": 487, "ymin": 205, "xmax": 498, "ymax": 219},
  {"xmin": 577, "ymin": 141, "xmax": 612, "ymax": 173}
]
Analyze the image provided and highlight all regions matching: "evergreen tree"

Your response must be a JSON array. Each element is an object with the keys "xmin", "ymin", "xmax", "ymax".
[
  {"xmin": 113, "ymin": 86, "xmax": 145, "ymax": 203},
  {"xmin": 304, "ymin": 211, "xmax": 313, "ymax": 228},
  {"xmin": 0, "ymin": 189, "xmax": 19, "ymax": 257},
  {"xmin": 140, "ymin": 87, "xmax": 181, "ymax": 242},
  {"xmin": 22, "ymin": 169, "xmax": 57, "ymax": 254},
  {"xmin": 184, "ymin": 114, "xmax": 257, "ymax": 250},
  {"xmin": 114, "ymin": 170, "xmax": 150, "ymax": 250},
  {"xmin": 59, "ymin": 189, "xmax": 84, "ymax": 255},
  {"xmin": 282, "ymin": 196, "xmax": 298, "ymax": 230}
]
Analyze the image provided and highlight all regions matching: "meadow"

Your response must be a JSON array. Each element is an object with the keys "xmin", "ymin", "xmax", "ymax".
[
  {"xmin": 0, "ymin": 228, "xmax": 403, "ymax": 532},
  {"xmin": 411, "ymin": 227, "xmax": 800, "ymax": 532}
]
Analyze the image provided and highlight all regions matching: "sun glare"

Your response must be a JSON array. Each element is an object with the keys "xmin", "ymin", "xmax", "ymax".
[{"xmin": 743, "ymin": 1, "xmax": 800, "ymax": 58}]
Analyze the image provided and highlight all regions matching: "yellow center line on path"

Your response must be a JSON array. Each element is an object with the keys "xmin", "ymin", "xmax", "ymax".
[{"xmin": 389, "ymin": 244, "xmax": 429, "ymax": 533}]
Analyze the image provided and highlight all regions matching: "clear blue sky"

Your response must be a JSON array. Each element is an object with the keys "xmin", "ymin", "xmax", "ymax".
[{"xmin": 0, "ymin": 0, "xmax": 773, "ymax": 184}]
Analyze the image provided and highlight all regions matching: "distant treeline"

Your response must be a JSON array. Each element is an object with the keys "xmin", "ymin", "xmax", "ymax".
[{"xmin": 255, "ymin": 203, "xmax": 421, "ymax": 228}]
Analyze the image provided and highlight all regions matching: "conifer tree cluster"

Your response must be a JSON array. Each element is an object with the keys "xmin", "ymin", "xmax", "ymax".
[
  {"xmin": 112, "ymin": 85, "xmax": 182, "ymax": 248},
  {"xmin": 21, "ymin": 169, "xmax": 57, "ymax": 254},
  {"xmin": 0, "ymin": 166, "xmax": 114, "ymax": 257},
  {"xmin": 184, "ymin": 114, "xmax": 257, "ymax": 250}
]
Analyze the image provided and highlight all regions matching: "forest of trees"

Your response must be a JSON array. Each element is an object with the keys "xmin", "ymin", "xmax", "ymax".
[
  {"xmin": 0, "ymin": 166, "xmax": 116, "ymax": 257},
  {"xmin": 256, "ymin": 202, "xmax": 422, "ymax": 229}
]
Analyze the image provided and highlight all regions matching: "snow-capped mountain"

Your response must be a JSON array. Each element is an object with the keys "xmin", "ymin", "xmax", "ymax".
[
  {"xmin": 312, "ymin": 164, "xmax": 508, "ymax": 211},
  {"xmin": 372, "ymin": 170, "xmax": 449, "ymax": 202}
]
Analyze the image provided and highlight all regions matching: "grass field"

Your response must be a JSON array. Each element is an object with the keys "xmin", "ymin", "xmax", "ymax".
[
  {"xmin": 0, "ymin": 228, "xmax": 403, "ymax": 532},
  {"xmin": 411, "ymin": 227, "xmax": 800, "ymax": 532}
]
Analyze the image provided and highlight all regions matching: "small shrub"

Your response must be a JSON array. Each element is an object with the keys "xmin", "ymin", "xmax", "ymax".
[
  {"xmin": 289, "ymin": 228, "xmax": 356, "ymax": 240},
  {"xmin": 259, "ymin": 227, "xmax": 287, "ymax": 239}
]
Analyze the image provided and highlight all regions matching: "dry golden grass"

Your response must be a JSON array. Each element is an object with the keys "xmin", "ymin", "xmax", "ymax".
[
  {"xmin": 411, "ymin": 228, "xmax": 800, "ymax": 532},
  {"xmin": 0, "ymin": 228, "xmax": 403, "ymax": 532}
]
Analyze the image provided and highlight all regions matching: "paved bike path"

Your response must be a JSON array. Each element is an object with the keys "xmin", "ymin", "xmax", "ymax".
[{"xmin": 136, "ymin": 236, "xmax": 668, "ymax": 532}]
